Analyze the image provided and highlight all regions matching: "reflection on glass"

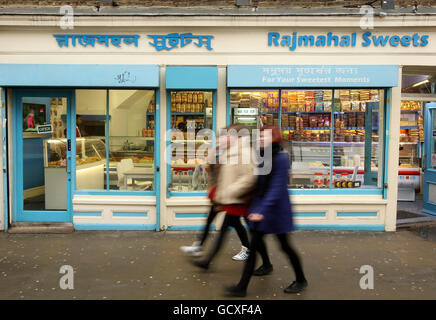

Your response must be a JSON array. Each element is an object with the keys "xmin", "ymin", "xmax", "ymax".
[
  {"xmin": 23, "ymin": 97, "xmax": 68, "ymax": 211},
  {"xmin": 75, "ymin": 90, "xmax": 107, "ymax": 190},
  {"xmin": 169, "ymin": 91, "xmax": 213, "ymax": 192},
  {"xmin": 108, "ymin": 90, "xmax": 155, "ymax": 191},
  {"xmin": 281, "ymin": 90, "xmax": 332, "ymax": 189}
]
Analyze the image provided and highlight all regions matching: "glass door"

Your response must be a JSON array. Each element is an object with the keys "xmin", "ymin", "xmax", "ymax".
[
  {"xmin": 13, "ymin": 89, "xmax": 73, "ymax": 222},
  {"xmin": 423, "ymin": 102, "xmax": 436, "ymax": 215}
]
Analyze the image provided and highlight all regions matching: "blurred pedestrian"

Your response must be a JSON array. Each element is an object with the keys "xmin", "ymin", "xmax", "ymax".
[
  {"xmin": 192, "ymin": 124, "xmax": 257, "ymax": 269},
  {"xmin": 224, "ymin": 125, "xmax": 307, "ymax": 297},
  {"xmin": 180, "ymin": 134, "xmax": 251, "ymax": 260}
]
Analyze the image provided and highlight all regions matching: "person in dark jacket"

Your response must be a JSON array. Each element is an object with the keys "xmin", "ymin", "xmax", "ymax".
[{"xmin": 224, "ymin": 125, "xmax": 308, "ymax": 297}]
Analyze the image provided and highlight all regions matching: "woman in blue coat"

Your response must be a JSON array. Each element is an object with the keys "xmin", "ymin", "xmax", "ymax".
[{"xmin": 225, "ymin": 125, "xmax": 308, "ymax": 297}]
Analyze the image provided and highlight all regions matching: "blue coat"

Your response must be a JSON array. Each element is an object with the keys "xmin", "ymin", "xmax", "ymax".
[{"xmin": 247, "ymin": 152, "xmax": 294, "ymax": 234}]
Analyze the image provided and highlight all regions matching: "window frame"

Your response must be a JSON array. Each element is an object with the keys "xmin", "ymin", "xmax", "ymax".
[
  {"xmin": 226, "ymin": 87, "xmax": 389, "ymax": 196},
  {"xmin": 73, "ymin": 88, "xmax": 159, "ymax": 196},
  {"xmin": 166, "ymin": 89, "xmax": 217, "ymax": 197}
]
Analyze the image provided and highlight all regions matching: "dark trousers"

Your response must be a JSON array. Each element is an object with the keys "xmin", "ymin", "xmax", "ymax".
[
  {"xmin": 237, "ymin": 231, "xmax": 306, "ymax": 290},
  {"xmin": 198, "ymin": 205, "xmax": 219, "ymax": 246},
  {"xmin": 203, "ymin": 214, "xmax": 250, "ymax": 264}
]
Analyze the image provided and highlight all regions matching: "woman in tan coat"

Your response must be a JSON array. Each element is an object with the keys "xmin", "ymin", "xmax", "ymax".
[{"xmin": 192, "ymin": 124, "xmax": 257, "ymax": 269}]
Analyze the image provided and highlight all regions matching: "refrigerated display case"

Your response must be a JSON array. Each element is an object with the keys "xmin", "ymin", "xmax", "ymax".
[
  {"xmin": 43, "ymin": 137, "xmax": 106, "ymax": 209},
  {"xmin": 398, "ymin": 100, "xmax": 424, "ymax": 200}
]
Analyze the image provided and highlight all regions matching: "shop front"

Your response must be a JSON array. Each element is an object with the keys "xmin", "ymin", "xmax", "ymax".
[
  {"xmin": 1, "ymin": 64, "xmax": 161, "ymax": 230},
  {"xmin": 1, "ymin": 15, "xmax": 436, "ymax": 232}
]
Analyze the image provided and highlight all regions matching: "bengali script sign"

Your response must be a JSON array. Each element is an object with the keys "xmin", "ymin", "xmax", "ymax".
[
  {"xmin": 147, "ymin": 33, "xmax": 214, "ymax": 51},
  {"xmin": 53, "ymin": 34, "xmax": 140, "ymax": 48}
]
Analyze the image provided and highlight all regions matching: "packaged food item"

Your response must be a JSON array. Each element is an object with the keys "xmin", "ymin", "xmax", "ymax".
[
  {"xmin": 197, "ymin": 92, "xmax": 203, "ymax": 104},
  {"xmin": 351, "ymin": 101, "xmax": 360, "ymax": 111},
  {"xmin": 181, "ymin": 93, "xmax": 187, "ymax": 103},
  {"xmin": 187, "ymin": 92, "xmax": 193, "ymax": 103},
  {"xmin": 176, "ymin": 92, "xmax": 181, "ymax": 103}
]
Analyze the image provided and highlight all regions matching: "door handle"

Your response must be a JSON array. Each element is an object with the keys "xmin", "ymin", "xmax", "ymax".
[{"xmin": 66, "ymin": 156, "xmax": 71, "ymax": 174}]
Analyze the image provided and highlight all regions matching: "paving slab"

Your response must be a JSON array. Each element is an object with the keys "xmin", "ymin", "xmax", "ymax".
[{"xmin": 0, "ymin": 227, "xmax": 435, "ymax": 300}]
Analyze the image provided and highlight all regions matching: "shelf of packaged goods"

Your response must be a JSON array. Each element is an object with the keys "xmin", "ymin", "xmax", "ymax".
[
  {"xmin": 290, "ymin": 141, "xmax": 379, "ymax": 146},
  {"xmin": 291, "ymin": 166, "xmax": 378, "ymax": 175},
  {"xmin": 170, "ymin": 140, "xmax": 212, "ymax": 144},
  {"xmin": 400, "ymin": 126, "xmax": 419, "ymax": 129},
  {"xmin": 282, "ymin": 111, "xmax": 332, "ymax": 114},
  {"xmin": 172, "ymin": 112, "xmax": 205, "ymax": 116},
  {"xmin": 344, "ymin": 127, "xmax": 365, "ymax": 130},
  {"xmin": 333, "ymin": 111, "xmax": 366, "ymax": 114},
  {"xmin": 400, "ymin": 110, "xmax": 421, "ymax": 113},
  {"xmin": 281, "ymin": 127, "xmax": 332, "ymax": 130}
]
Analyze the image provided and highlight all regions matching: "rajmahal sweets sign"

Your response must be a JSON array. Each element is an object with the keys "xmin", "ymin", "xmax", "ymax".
[{"xmin": 53, "ymin": 31, "xmax": 430, "ymax": 51}]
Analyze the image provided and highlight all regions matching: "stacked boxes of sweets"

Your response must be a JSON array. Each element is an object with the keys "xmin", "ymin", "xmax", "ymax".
[
  {"xmin": 281, "ymin": 113, "xmax": 289, "ymax": 128},
  {"xmin": 305, "ymin": 91, "xmax": 315, "ymax": 112},
  {"xmin": 262, "ymin": 92, "xmax": 269, "ymax": 110},
  {"xmin": 334, "ymin": 116, "xmax": 345, "ymax": 141},
  {"xmin": 408, "ymin": 128, "xmax": 419, "ymax": 143},
  {"xmin": 360, "ymin": 90, "xmax": 370, "ymax": 102},
  {"xmin": 356, "ymin": 113, "xmax": 365, "ymax": 127},
  {"xmin": 239, "ymin": 93, "xmax": 251, "ymax": 108},
  {"xmin": 340, "ymin": 90, "xmax": 351, "ymax": 111},
  {"xmin": 302, "ymin": 113, "xmax": 310, "ymax": 127},
  {"xmin": 344, "ymin": 130, "xmax": 355, "ymax": 142},
  {"xmin": 289, "ymin": 115, "xmax": 296, "ymax": 128},
  {"xmin": 274, "ymin": 118, "xmax": 279, "ymax": 127},
  {"xmin": 323, "ymin": 91, "xmax": 332, "ymax": 111},
  {"xmin": 288, "ymin": 91, "xmax": 298, "ymax": 112},
  {"xmin": 250, "ymin": 95, "xmax": 262, "ymax": 109},
  {"xmin": 418, "ymin": 115, "xmax": 424, "ymax": 141},
  {"xmin": 297, "ymin": 91, "xmax": 306, "ymax": 112},
  {"xmin": 356, "ymin": 129, "xmax": 365, "ymax": 142},
  {"xmin": 314, "ymin": 90, "xmax": 324, "ymax": 111},
  {"xmin": 266, "ymin": 114, "xmax": 274, "ymax": 126},
  {"xmin": 369, "ymin": 89, "xmax": 379, "ymax": 101},
  {"xmin": 281, "ymin": 91, "xmax": 289, "ymax": 113},
  {"xmin": 294, "ymin": 116, "xmax": 304, "ymax": 140},
  {"xmin": 230, "ymin": 92, "xmax": 241, "ymax": 108}
]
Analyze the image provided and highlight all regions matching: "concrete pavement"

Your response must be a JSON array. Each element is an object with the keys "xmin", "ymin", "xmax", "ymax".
[{"xmin": 0, "ymin": 226, "xmax": 435, "ymax": 300}]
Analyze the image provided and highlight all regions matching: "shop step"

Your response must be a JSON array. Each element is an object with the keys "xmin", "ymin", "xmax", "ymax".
[{"xmin": 7, "ymin": 223, "xmax": 74, "ymax": 234}]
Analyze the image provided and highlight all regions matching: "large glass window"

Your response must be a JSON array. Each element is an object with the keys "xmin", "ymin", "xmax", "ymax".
[
  {"xmin": 229, "ymin": 88, "xmax": 386, "ymax": 190},
  {"xmin": 75, "ymin": 89, "xmax": 156, "ymax": 192},
  {"xmin": 168, "ymin": 90, "xmax": 214, "ymax": 192}
]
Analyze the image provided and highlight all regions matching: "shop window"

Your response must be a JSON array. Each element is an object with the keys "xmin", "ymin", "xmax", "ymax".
[
  {"xmin": 168, "ymin": 90, "xmax": 214, "ymax": 192},
  {"xmin": 75, "ymin": 90, "xmax": 107, "ymax": 191},
  {"xmin": 75, "ymin": 89, "xmax": 156, "ymax": 192},
  {"xmin": 108, "ymin": 90, "xmax": 155, "ymax": 191},
  {"xmin": 229, "ymin": 88, "xmax": 386, "ymax": 191},
  {"xmin": 281, "ymin": 90, "xmax": 332, "ymax": 189},
  {"xmin": 331, "ymin": 89, "xmax": 384, "ymax": 189}
]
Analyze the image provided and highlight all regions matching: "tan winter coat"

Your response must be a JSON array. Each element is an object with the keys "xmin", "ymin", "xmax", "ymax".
[{"xmin": 214, "ymin": 137, "xmax": 257, "ymax": 205}]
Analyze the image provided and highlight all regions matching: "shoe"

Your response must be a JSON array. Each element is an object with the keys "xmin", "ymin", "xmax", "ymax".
[
  {"xmin": 224, "ymin": 285, "xmax": 247, "ymax": 297},
  {"xmin": 232, "ymin": 246, "xmax": 249, "ymax": 261},
  {"xmin": 284, "ymin": 280, "xmax": 308, "ymax": 294},
  {"xmin": 253, "ymin": 264, "xmax": 273, "ymax": 276},
  {"xmin": 180, "ymin": 241, "xmax": 203, "ymax": 257},
  {"xmin": 192, "ymin": 260, "xmax": 210, "ymax": 270}
]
